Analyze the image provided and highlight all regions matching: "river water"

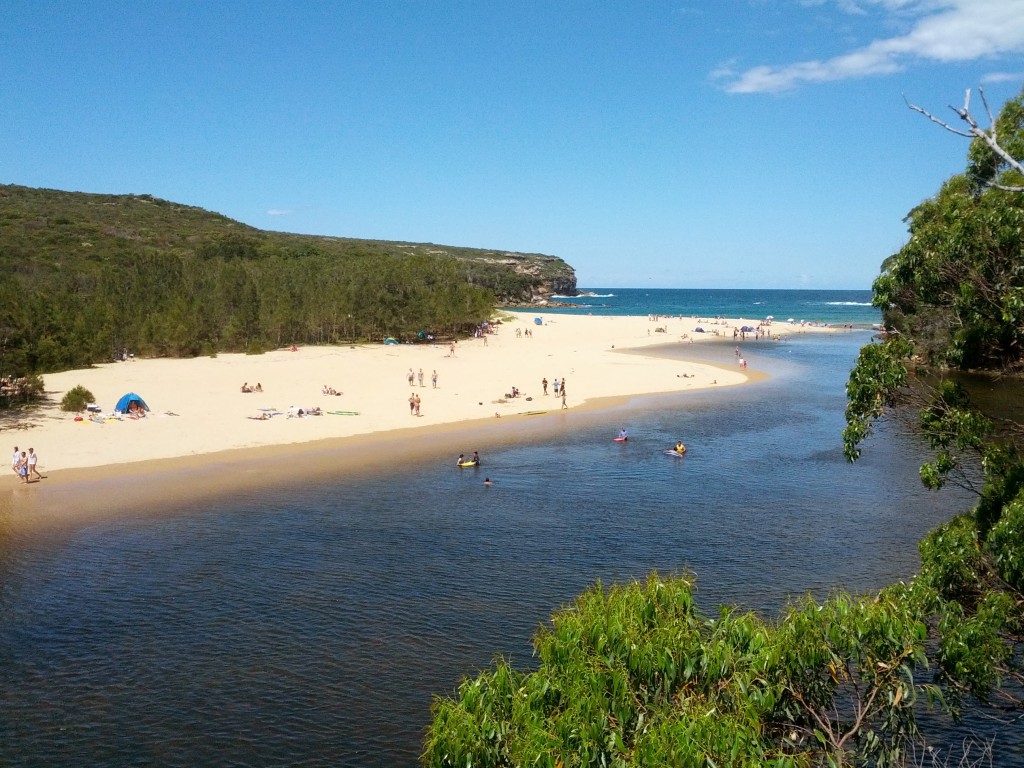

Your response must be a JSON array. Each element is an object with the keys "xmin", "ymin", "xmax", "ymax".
[{"xmin": 1, "ymin": 322, "xmax": 1010, "ymax": 766}]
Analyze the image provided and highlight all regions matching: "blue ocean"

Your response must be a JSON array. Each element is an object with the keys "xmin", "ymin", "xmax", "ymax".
[
  {"xmin": 2, "ymin": 290, "xmax": 1015, "ymax": 767},
  {"xmin": 546, "ymin": 287, "xmax": 880, "ymax": 327}
]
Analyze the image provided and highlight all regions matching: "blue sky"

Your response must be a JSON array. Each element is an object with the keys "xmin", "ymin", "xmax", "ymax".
[{"xmin": 3, "ymin": 1, "xmax": 1023, "ymax": 289}]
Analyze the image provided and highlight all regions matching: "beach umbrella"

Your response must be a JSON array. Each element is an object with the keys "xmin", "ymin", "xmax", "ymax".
[{"xmin": 766, "ymin": 315, "xmax": 774, "ymax": 320}]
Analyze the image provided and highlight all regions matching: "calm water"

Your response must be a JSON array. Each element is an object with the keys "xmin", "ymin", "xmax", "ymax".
[
  {"xmin": 1, "ymin": 306, "xmax": 1011, "ymax": 766},
  {"xmin": 546, "ymin": 287, "xmax": 881, "ymax": 326}
]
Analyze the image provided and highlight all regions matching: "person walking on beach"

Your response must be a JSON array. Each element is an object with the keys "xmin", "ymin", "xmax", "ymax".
[
  {"xmin": 418, "ymin": 368, "xmax": 424, "ymax": 387},
  {"xmin": 17, "ymin": 451, "xmax": 28, "ymax": 483},
  {"xmin": 11, "ymin": 446, "xmax": 19, "ymax": 478},
  {"xmin": 553, "ymin": 378, "xmax": 560, "ymax": 396},
  {"xmin": 27, "ymin": 448, "xmax": 42, "ymax": 480},
  {"xmin": 542, "ymin": 377, "xmax": 548, "ymax": 395},
  {"xmin": 414, "ymin": 393, "xmax": 421, "ymax": 416},
  {"xmin": 431, "ymin": 370, "xmax": 438, "ymax": 388},
  {"xmin": 561, "ymin": 390, "xmax": 568, "ymax": 409},
  {"xmin": 409, "ymin": 393, "xmax": 416, "ymax": 415},
  {"xmin": 407, "ymin": 368, "xmax": 415, "ymax": 386}
]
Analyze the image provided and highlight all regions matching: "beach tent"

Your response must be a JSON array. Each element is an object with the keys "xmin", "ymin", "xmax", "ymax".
[
  {"xmin": 534, "ymin": 317, "xmax": 543, "ymax": 325},
  {"xmin": 741, "ymin": 325, "xmax": 755, "ymax": 332},
  {"xmin": 384, "ymin": 337, "xmax": 398, "ymax": 345},
  {"xmin": 113, "ymin": 392, "xmax": 150, "ymax": 414},
  {"xmin": 694, "ymin": 327, "xmax": 705, "ymax": 333}
]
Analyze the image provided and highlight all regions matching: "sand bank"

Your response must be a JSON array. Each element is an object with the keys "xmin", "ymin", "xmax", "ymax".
[{"xmin": 2, "ymin": 313, "xmax": 834, "ymax": 489}]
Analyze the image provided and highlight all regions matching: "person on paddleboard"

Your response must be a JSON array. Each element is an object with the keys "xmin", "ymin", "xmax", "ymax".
[{"xmin": 618, "ymin": 427, "xmax": 628, "ymax": 441}]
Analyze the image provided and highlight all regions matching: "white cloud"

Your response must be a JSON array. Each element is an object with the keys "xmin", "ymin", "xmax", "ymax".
[
  {"xmin": 720, "ymin": 0, "xmax": 1024, "ymax": 94},
  {"xmin": 981, "ymin": 70, "xmax": 1024, "ymax": 83},
  {"xmin": 266, "ymin": 208, "xmax": 294, "ymax": 216}
]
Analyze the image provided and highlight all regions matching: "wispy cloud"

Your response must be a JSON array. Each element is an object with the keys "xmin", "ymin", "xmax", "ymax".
[
  {"xmin": 718, "ymin": 0, "xmax": 1024, "ymax": 94},
  {"xmin": 981, "ymin": 70, "xmax": 1024, "ymax": 83},
  {"xmin": 266, "ymin": 208, "xmax": 294, "ymax": 216}
]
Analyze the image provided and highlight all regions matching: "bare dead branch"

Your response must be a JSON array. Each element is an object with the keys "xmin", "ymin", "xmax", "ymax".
[
  {"xmin": 904, "ymin": 94, "xmax": 974, "ymax": 138},
  {"xmin": 905, "ymin": 88, "xmax": 1024, "ymax": 192}
]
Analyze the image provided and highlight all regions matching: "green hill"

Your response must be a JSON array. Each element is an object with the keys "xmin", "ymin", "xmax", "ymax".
[{"xmin": 0, "ymin": 184, "xmax": 577, "ymax": 375}]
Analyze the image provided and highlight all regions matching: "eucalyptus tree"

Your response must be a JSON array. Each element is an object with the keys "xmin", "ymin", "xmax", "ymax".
[{"xmin": 843, "ymin": 84, "xmax": 1024, "ymax": 750}]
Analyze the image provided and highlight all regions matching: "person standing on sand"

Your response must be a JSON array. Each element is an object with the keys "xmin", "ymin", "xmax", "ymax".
[
  {"xmin": 11, "ymin": 446, "xmax": 19, "ymax": 477},
  {"xmin": 553, "ymin": 378, "xmax": 560, "ymax": 396},
  {"xmin": 407, "ymin": 368, "xmax": 415, "ymax": 386},
  {"xmin": 414, "ymin": 393, "xmax": 421, "ymax": 416},
  {"xmin": 418, "ymin": 368, "xmax": 424, "ymax": 387},
  {"xmin": 431, "ymin": 370, "xmax": 438, "ymax": 388},
  {"xmin": 27, "ymin": 448, "xmax": 42, "ymax": 480},
  {"xmin": 542, "ymin": 378, "xmax": 548, "ymax": 395},
  {"xmin": 561, "ymin": 390, "xmax": 568, "ymax": 409},
  {"xmin": 409, "ymin": 393, "xmax": 416, "ymax": 415}
]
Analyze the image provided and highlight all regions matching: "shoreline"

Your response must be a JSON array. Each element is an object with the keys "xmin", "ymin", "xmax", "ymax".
[{"xmin": 2, "ymin": 313, "xmax": 841, "ymax": 516}]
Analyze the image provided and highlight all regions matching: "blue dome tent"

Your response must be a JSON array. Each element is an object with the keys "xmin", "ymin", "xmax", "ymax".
[{"xmin": 113, "ymin": 392, "xmax": 150, "ymax": 414}]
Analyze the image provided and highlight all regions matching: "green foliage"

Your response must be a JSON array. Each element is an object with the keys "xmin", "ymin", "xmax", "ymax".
[
  {"xmin": 841, "ymin": 86, "xmax": 1024, "ymax": 755},
  {"xmin": 987, "ymin": 488, "xmax": 1024, "ymax": 592},
  {"xmin": 60, "ymin": 384, "xmax": 95, "ymax": 412},
  {"xmin": 842, "ymin": 337, "xmax": 912, "ymax": 460},
  {"xmin": 424, "ymin": 574, "xmax": 937, "ymax": 767},
  {"xmin": 0, "ymin": 184, "xmax": 576, "ymax": 382}
]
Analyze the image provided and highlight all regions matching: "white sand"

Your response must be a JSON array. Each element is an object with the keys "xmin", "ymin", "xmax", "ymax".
[{"xmin": 4, "ymin": 313, "xmax": 824, "ymax": 475}]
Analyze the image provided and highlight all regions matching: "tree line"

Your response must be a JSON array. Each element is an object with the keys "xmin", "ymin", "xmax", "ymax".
[{"xmin": 0, "ymin": 186, "xmax": 574, "ymax": 378}]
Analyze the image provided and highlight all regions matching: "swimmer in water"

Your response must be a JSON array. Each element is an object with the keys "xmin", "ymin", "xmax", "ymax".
[{"xmin": 484, "ymin": 478, "xmax": 492, "ymax": 486}]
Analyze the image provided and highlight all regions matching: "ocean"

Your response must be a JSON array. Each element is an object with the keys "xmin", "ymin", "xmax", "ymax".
[
  {"xmin": 545, "ymin": 287, "xmax": 880, "ymax": 327},
  {"xmin": 2, "ymin": 291, "xmax": 1014, "ymax": 767}
]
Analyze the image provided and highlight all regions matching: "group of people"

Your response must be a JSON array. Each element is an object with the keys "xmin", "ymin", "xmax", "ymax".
[
  {"xmin": 322, "ymin": 385, "xmax": 343, "ymax": 396},
  {"xmin": 407, "ymin": 368, "xmax": 439, "ymax": 388},
  {"xmin": 456, "ymin": 452, "xmax": 481, "ymax": 466},
  {"xmin": 11, "ymin": 446, "xmax": 42, "ymax": 483},
  {"xmin": 240, "ymin": 382, "xmax": 263, "ymax": 393},
  {"xmin": 408, "ymin": 392, "xmax": 422, "ymax": 416},
  {"xmin": 540, "ymin": 377, "xmax": 569, "ymax": 408}
]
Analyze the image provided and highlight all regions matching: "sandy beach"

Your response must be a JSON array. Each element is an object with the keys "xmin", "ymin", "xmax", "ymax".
[{"xmin": 2, "ymin": 312, "xmax": 837, "ymax": 505}]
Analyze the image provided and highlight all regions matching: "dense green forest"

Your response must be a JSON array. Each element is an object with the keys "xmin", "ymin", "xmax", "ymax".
[
  {"xmin": 422, "ymin": 88, "xmax": 1024, "ymax": 766},
  {"xmin": 0, "ymin": 185, "xmax": 576, "ymax": 376}
]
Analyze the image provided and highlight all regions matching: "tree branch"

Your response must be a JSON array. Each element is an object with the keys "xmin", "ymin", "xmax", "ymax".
[{"xmin": 905, "ymin": 88, "xmax": 1024, "ymax": 192}]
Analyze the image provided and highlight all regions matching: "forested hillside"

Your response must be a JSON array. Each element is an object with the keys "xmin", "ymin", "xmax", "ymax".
[{"xmin": 0, "ymin": 185, "xmax": 577, "ymax": 375}]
